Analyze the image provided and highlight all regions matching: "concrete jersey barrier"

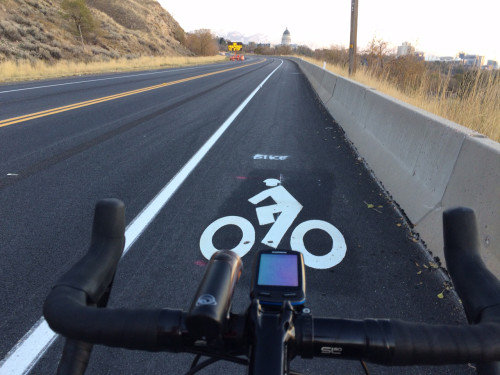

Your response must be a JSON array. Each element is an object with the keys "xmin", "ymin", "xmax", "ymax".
[{"xmin": 288, "ymin": 57, "xmax": 500, "ymax": 275}]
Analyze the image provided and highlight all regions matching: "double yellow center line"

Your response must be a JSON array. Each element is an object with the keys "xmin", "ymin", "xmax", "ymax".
[{"xmin": 0, "ymin": 60, "xmax": 264, "ymax": 128}]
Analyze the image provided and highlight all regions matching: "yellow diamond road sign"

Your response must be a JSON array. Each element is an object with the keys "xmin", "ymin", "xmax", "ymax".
[{"xmin": 228, "ymin": 42, "xmax": 243, "ymax": 52}]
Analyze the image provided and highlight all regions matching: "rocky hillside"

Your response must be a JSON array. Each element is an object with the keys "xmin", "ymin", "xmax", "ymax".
[{"xmin": 0, "ymin": 0, "xmax": 191, "ymax": 62}]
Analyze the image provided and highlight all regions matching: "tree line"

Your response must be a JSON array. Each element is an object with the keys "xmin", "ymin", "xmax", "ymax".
[
  {"xmin": 302, "ymin": 38, "xmax": 498, "ymax": 99},
  {"xmin": 56, "ymin": 3, "xmax": 499, "ymax": 101}
]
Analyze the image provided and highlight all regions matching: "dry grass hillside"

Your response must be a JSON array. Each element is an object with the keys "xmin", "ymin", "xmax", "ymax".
[{"xmin": 0, "ymin": 0, "xmax": 191, "ymax": 63}]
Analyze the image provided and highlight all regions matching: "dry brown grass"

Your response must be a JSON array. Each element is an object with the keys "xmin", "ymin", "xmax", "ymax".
[
  {"xmin": 302, "ymin": 57, "xmax": 500, "ymax": 142},
  {"xmin": 0, "ymin": 55, "xmax": 227, "ymax": 82}
]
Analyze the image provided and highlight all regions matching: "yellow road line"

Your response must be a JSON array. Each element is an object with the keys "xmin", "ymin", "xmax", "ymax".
[{"xmin": 0, "ymin": 60, "xmax": 264, "ymax": 128}]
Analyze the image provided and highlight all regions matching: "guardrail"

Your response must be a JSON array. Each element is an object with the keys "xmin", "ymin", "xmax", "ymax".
[{"xmin": 288, "ymin": 57, "xmax": 500, "ymax": 276}]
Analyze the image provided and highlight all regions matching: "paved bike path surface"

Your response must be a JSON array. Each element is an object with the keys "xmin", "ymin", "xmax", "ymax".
[
  {"xmin": 1, "ymin": 58, "xmax": 471, "ymax": 374},
  {"xmin": 0, "ymin": 57, "xmax": 274, "ymax": 364}
]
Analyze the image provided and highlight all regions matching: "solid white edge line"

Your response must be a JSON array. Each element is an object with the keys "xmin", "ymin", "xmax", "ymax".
[
  {"xmin": 0, "ymin": 69, "xmax": 192, "ymax": 95},
  {"xmin": 0, "ymin": 59, "xmax": 283, "ymax": 375},
  {"xmin": 0, "ymin": 319, "xmax": 57, "ymax": 375},
  {"xmin": 0, "ymin": 61, "xmax": 233, "ymax": 95},
  {"xmin": 124, "ymin": 59, "xmax": 283, "ymax": 252}
]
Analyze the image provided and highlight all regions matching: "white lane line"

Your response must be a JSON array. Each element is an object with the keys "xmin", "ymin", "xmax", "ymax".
[
  {"xmin": 0, "ymin": 319, "xmax": 56, "ymax": 375},
  {"xmin": 0, "ymin": 63, "xmax": 229, "ymax": 95},
  {"xmin": 124, "ymin": 59, "xmax": 283, "ymax": 251},
  {"xmin": 0, "ymin": 59, "xmax": 283, "ymax": 375}
]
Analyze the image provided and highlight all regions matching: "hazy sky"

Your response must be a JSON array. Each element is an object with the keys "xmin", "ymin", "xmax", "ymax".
[{"xmin": 158, "ymin": 0, "xmax": 499, "ymax": 62}]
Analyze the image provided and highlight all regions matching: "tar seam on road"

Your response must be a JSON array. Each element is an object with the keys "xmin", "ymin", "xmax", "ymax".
[
  {"xmin": 0, "ymin": 59, "xmax": 283, "ymax": 375},
  {"xmin": 0, "ymin": 60, "xmax": 264, "ymax": 128}
]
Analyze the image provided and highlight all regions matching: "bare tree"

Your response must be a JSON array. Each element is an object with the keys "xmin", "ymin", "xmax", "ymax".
[
  {"xmin": 314, "ymin": 46, "xmax": 349, "ymax": 67},
  {"xmin": 276, "ymin": 45, "xmax": 292, "ymax": 55},
  {"xmin": 185, "ymin": 29, "xmax": 218, "ymax": 56},
  {"xmin": 364, "ymin": 37, "xmax": 390, "ymax": 74},
  {"xmin": 296, "ymin": 45, "xmax": 313, "ymax": 57}
]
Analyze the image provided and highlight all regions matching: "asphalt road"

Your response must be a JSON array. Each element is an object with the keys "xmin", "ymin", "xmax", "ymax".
[{"xmin": 0, "ymin": 58, "xmax": 473, "ymax": 374}]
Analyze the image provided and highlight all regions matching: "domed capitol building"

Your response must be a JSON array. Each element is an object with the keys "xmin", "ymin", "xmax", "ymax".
[{"xmin": 281, "ymin": 28, "xmax": 291, "ymax": 45}]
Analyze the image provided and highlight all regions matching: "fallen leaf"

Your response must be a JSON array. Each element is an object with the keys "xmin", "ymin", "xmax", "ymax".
[
  {"xmin": 437, "ymin": 292, "xmax": 444, "ymax": 299},
  {"xmin": 417, "ymin": 270, "xmax": 422, "ymax": 275},
  {"xmin": 396, "ymin": 223, "xmax": 402, "ymax": 227}
]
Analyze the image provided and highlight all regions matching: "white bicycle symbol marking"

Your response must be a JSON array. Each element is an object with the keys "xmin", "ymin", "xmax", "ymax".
[{"xmin": 199, "ymin": 179, "xmax": 347, "ymax": 269}]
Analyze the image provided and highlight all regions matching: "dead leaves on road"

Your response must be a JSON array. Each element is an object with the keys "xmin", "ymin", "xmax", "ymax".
[
  {"xmin": 364, "ymin": 201, "xmax": 383, "ymax": 213},
  {"xmin": 362, "ymin": 200, "xmax": 454, "ymax": 300},
  {"xmin": 437, "ymin": 282, "xmax": 453, "ymax": 299},
  {"xmin": 415, "ymin": 260, "xmax": 455, "ymax": 299}
]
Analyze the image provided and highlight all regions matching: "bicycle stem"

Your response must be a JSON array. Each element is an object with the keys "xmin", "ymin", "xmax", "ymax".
[{"xmin": 248, "ymin": 301, "xmax": 296, "ymax": 375}]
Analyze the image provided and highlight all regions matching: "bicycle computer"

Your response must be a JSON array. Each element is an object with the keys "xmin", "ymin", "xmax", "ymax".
[{"xmin": 250, "ymin": 249, "xmax": 306, "ymax": 306}]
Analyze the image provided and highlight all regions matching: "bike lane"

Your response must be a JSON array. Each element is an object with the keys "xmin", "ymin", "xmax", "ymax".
[
  {"xmin": 0, "ymin": 59, "xmax": 281, "ymax": 373},
  {"xmin": 31, "ymin": 59, "xmax": 472, "ymax": 374}
]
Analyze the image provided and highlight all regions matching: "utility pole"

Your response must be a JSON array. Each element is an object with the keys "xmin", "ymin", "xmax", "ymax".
[{"xmin": 348, "ymin": 0, "xmax": 358, "ymax": 75}]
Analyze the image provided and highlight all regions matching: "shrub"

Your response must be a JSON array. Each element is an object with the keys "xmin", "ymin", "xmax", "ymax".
[
  {"xmin": 172, "ymin": 24, "xmax": 185, "ymax": 45},
  {"xmin": 12, "ymin": 14, "xmax": 32, "ymax": 26},
  {"xmin": 0, "ymin": 20, "xmax": 22, "ymax": 41},
  {"xmin": 385, "ymin": 56, "xmax": 426, "ymax": 94}
]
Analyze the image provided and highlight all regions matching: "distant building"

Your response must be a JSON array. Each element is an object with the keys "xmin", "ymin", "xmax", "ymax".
[
  {"xmin": 425, "ymin": 55, "xmax": 460, "ymax": 62},
  {"xmin": 486, "ymin": 60, "xmax": 498, "ymax": 70},
  {"xmin": 396, "ymin": 42, "xmax": 423, "ymax": 60},
  {"xmin": 462, "ymin": 54, "xmax": 485, "ymax": 68},
  {"xmin": 397, "ymin": 42, "xmax": 415, "ymax": 57},
  {"xmin": 281, "ymin": 28, "xmax": 291, "ymax": 46},
  {"xmin": 414, "ymin": 51, "xmax": 425, "ymax": 60}
]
